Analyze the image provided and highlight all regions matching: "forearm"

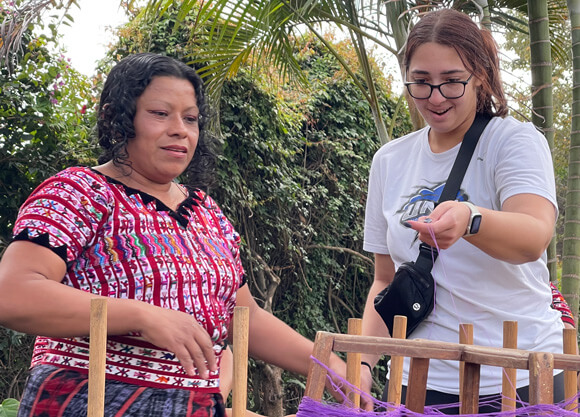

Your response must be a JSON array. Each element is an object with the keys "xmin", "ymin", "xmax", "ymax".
[
  {"xmin": 361, "ymin": 280, "xmax": 391, "ymax": 367},
  {"xmin": 466, "ymin": 206, "xmax": 552, "ymax": 264},
  {"xmin": 246, "ymin": 306, "xmax": 318, "ymax": 376},
  {"xmin": 0, "ymin": 275, "xmax": 148, "ymax": 337},
  {"xmin": 411, "ymin": 195, "xmax": 555, "ymax": 265}
]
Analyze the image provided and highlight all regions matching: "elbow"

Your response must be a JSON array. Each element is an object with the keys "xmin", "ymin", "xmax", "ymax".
[
  {"xmin": 0, "ymin": 280, "xmax": 33, "ymax": 333},
  {"xmin": 0, "ymin": 283, "xmax": 14, "ymax": 327},
  {"xmin": 508, "ymin": 246, "xmax": 548, "ymax": 265},
  {"xmin": 0, "ymin": 302, "xmax": 22, "ymax": 332},
  {"xmin": 513, "ymin": 230, "xmax": 553, "ymax": 265}
]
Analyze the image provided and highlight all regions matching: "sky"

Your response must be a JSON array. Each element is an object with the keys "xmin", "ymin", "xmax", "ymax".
[{"xmin": 58, "ymin": 0, "xmax": 129, "ymax": 76}]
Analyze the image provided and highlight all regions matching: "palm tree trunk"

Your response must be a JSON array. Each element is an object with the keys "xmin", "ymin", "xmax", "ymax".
[
  {"xmin": 385, "ymin": 0, "xmax": 425, "ymax": 131},
  {"xmin": 345, "ymin": 0, "xmax": 391, "ymax": 144},
  {"xmin": 562, "ymin": 0, "xmax": 580, "ymax": 323},
  {"xmin": 472, "ymin": 0, "xmax": 492, "ymax": 30},
  {"xmin": 528, "ymin": 0, "xmax": 558, "ymax": 282}
]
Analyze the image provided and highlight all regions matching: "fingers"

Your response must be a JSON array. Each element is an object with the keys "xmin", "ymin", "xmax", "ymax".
[
  {"xmin": 174, "ymin": 321, "xmax": 218, "ymax": 378},
  {"xmin": 359, "ymin": 373, "xmax": 374, "ymax": 411},
  {"xmin": 404, "ymin": 201, "xmax": 469, "ymax": 248},
  {"xmin": 139, "ymin": 306, "xmax": 217, "ymax": 378},
  {"xmin": 361, "ymin": 397, "xmax": 374, "ymax": 411},
  {"xmin": 190, "ymin": 323, "xmax": 218, "ymax": 376}
]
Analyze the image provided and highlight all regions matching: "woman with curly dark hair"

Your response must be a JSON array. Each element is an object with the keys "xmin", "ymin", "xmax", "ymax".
[
  {"xmin": 96, "ymin": 53, "xmax": 216, "ymax": 192},
  {"xmin": 0, "ymin": 53, "xmax": 345, "ymax": 417}
]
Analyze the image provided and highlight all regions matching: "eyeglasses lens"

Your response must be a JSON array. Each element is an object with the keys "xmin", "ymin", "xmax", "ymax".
[{"xmin": 408, "ymin": 82, "xmax": 466, "ymax": 99}]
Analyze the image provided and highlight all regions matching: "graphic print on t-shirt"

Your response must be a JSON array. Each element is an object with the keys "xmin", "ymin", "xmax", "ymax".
[{"xmin": 398, "ymin": 182, "xmax": 468, "ymax": 225}]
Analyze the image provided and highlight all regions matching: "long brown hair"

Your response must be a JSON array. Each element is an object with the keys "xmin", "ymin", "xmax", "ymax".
[{"xmin": 404, "ymin": 9, "xmax": 508, "ymax": 117}]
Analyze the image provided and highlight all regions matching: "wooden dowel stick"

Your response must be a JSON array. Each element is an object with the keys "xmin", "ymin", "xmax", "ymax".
[
  {"xmin": 88, "ymin": 298, "xmax": 107, "ymax": 417},
  {"xmin": 563, "ymin": 327, "xmax": 578, "ymax": 412},
  {"xmin": 387, "ymin": 315, "xmax": 407, "ymax": 406},
  {"xmin": 232, "ymin": 306, "xmax": 249, "ymax": 417},
  {"xmin": 502, "ymin": 321, "xmax": 517, "ymax": 412},
  {"xmin": 459, "ymin": 322, "xmax": 473, "ymax": 404},
  {"xmin": 346, "ymin": 318, "xmax": 363, "ymax": 407}
]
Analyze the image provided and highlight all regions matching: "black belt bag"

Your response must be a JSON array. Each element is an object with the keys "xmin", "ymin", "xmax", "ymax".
[{"xmin": 374, "ymin": 243, "xmax": 437, "ymax": 337}]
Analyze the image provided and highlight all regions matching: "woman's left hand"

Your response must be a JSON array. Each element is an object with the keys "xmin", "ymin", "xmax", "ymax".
[
  {"xmin": 404, "ymin": 200, "xmax": 470, "ymax": 249},
  {"xmin": 405, "ymin": 194, "xmax": 555, "ymax": 264}
]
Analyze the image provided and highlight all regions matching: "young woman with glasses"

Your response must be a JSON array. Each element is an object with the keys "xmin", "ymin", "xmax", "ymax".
[{"xmin": 359, "ymin": 8, "xmax": 569, "ymax": 413}]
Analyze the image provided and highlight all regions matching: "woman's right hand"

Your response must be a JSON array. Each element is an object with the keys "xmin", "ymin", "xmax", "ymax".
[{"xmin": 137, "ymin": 303, "xmax": 218, "ymax": 378}]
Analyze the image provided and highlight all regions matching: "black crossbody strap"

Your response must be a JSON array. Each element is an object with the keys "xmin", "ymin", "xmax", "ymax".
[
  {"xmin": 438, "ymin": 113, "xmax": 492, "ymax": 202},
  {"xmin": 415, "ymin": 113, "xmax": 492, "ymax": 270}
]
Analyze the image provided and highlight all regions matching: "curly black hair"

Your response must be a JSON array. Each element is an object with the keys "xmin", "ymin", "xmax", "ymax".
[{"xmin": 97, "ymin": 53, "xmax": 216, "ymax": 191}]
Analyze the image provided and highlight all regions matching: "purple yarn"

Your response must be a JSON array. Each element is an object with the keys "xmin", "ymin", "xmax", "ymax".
[{"xmin": 297, "ymin": 356, "xmax": 580, "ymax": 417}]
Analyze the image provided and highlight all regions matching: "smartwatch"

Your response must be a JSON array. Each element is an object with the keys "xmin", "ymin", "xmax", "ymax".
[{"xmin": 461, "ymin": 201, "xmax": 482, "ymax": 237}]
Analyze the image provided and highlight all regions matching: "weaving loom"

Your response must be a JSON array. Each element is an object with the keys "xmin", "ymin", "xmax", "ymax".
[
  {"xmin": 298, "ymin": 316, "xmax": 580, "ymax": 416},
  {"xmin": 88, "ymin": 301, "xmax": 580, "ymax": 416}
]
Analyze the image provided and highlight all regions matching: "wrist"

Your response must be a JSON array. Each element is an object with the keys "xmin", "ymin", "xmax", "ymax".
[{"xmin": 460, "ymin": 201, "xmax": 482, "ymax": 236}]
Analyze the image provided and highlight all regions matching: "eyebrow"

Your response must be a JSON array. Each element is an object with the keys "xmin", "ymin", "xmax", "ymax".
[{"xmin": 409, "ymin": 69, "xmax": 467, "ymax": 75}]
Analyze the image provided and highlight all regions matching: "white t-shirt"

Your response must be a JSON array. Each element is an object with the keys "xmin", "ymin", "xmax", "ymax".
[{"xmin": 364, "ymin": 116, "xmax": 563, "ymax": 395}]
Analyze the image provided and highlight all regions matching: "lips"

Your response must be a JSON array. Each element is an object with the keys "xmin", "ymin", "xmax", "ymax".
[
  {"xmin": 430, "ymin": 107, "xmax": 451, "ymax": 116},
  {"xmin": 161, "ymin": 145, "xmax": 187, "ymax": 153}
]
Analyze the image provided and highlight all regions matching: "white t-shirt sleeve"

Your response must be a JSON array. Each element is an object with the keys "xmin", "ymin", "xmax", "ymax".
[
  {"xmin": 363, "ymin": 148, "xmax": 390, "ymax": 255},
  {"xmin": 490, "ymin": 120, "xmax": 557, "ymax": 215}
]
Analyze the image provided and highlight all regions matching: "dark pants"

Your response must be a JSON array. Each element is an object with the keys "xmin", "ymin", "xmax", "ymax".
[{"xmin": 381, "ymin": 372, "xmax": 565, "ymax": 415}]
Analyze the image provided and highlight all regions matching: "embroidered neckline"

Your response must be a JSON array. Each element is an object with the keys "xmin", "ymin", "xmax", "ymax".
[{"xmin": 86, "ymin": 167, "xmax": 203, "ymax": 227}]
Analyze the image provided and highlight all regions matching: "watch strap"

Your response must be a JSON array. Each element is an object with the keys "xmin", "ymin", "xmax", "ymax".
[{"xmin": 461, "ymin": 201, "xmax": 482, "ymax": 236}]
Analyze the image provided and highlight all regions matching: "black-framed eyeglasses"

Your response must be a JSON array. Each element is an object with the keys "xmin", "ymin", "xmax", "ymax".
[{"xmin": 404, "ymin": 74, "xmax": 474, "ymax": 99}]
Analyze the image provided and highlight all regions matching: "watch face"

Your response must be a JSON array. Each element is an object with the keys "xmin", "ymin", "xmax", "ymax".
[{"xmin": 471, "ymin": 215, "xmax": 482, "ymax": 234}]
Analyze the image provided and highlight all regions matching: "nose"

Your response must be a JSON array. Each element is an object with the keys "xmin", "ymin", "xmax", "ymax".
[
  {"xmin": 428, "ymin": 86, "xmax": 446, "ymax": 104},
  {"xmin": 169, "ymin": 115, "xmax": 188, "ymax": 138}
]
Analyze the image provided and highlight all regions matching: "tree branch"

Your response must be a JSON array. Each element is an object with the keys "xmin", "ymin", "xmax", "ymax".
[{"xmin": 306, "ymin": 244, "xmax": 374, "ymax": 266}]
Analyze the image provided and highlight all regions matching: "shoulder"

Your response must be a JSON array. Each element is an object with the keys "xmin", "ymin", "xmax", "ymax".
[
  {"xmin": 484, "ymin": 116, "xmax": 545, "ymax": 144},
  {"xmin": 188, "ymin": 188, "xmax": 217, "ymax": 212},
  {"xmin": 23, "ymin": 167, "xmax": 113, "ymax": 212},
  {"xmin": 479, "ymin": 116, "xmax": 550, "ymax": 161},
  {"xmin": 31, "ymin": 167, "xmax": 109, "ymax": 194},
  {"xmin": 372, "ymin": 128, "xmax": 427, "ymax": 161},
  {"xmin": 186, "ymin": 189, "xmax": 229, "ymax": 224}
]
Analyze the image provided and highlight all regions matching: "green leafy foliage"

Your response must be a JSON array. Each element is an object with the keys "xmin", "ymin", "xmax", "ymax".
[
  {"xmin": 208, "ymin": 36, "xmax": 412, "ymax": 412},
  {"xmin": 0, "ymin": 329, "xmax": 33, "ymax": 401},
  {"xmin": 0, "ymin": 398, "xmax": 19, "ymax": 417},
  {"xmin": 0, "ymin": 3, "xmax": 98, "ymax": 247},
  {"xmin": 0, "ymin": 1, "xmax": 98, "ymax": 402}
]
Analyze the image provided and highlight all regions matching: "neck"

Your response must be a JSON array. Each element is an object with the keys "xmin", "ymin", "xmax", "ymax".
[
  {"xmin": 428, "ymin": 113, "xmax": 476, "ymax": 153},
  {"xmin": 94, "ymin": 162, "xmax": 175, "ymax": 197}
]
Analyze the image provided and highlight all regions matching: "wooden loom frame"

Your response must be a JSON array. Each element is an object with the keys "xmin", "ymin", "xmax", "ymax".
[
  {"xmin": 88, "ymin": 300, "xmax": 580, "ymax": 415},
  {"xmin": 304, "ymin": 316, "xmax": 580, "ymax": 414}
]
